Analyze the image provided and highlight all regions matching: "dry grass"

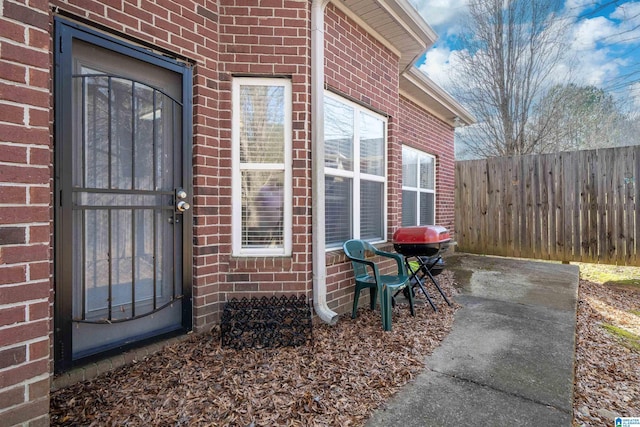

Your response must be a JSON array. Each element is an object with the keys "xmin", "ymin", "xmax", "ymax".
[{"xmin": 50, "ymin": 272, "xmax": 458, "ymax": 426}]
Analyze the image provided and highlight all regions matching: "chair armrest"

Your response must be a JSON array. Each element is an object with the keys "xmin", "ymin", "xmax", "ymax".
[
  {"xmin": 344, "ymin": 256, "xmax": 381, "ymax": 281},
  {"xmin": 373, "ymin": 248, "xmax": 406, "ymax": 275},
  {"xmin": 345, "ymin": 255, "xmax": 375, "ymax": 268}
]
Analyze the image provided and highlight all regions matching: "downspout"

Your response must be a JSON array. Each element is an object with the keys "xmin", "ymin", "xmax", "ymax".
[{"xmin": 311, "ymin": 0, "xmax": 339, "ymax": 324}]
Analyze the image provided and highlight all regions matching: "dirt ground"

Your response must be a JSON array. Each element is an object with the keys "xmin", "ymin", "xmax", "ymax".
[{"xmin": 50, "ymin": 267, "xmax": 640, "ymax": 426}]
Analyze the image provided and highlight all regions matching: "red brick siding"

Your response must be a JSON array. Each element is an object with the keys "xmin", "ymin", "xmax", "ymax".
[
  {"xmin": 0, "ymin": 0, "xmax": 458, "ymax": 421},
  {"xmin": 323, "ymin": 5, "xmax": 403, "ymax": 316},
  {"xmin": 214, "ymin": 0, "xmax": 312, "ymax": 322},
  {"xmin": 0, "ymin": 0, "xmax": 52, "ymax": 424},
  {"xmin": 398, "ymin": 96, "xmax": 456, "ymax": 236}
]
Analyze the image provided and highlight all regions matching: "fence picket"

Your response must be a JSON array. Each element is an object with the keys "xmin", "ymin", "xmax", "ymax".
[{"xmin": 455, "ymin": 146, "xmax": 640, "ymax": 266}]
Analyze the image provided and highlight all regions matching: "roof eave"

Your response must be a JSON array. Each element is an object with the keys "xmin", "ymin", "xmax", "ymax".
[
  {"xmin": 400, "ymin": 67, "xmax": 477, "ymax": 127},
  {"xmin": 331, "ymin": 0, "xmax": 437, "ymax": 71},
  {"xmin": 332, "ymin": 0, "xmax": 476, "ymax": 127}
]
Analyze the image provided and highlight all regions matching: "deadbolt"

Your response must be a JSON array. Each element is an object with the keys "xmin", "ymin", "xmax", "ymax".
[{"xmin": 176, "ymin": 188, "xmax": 187, "ymax": 199}]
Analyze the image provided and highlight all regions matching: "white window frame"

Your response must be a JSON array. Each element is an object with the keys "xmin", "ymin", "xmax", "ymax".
[
  {"xmin": 324, "ymin": 91, "xmax": 388, "ymax": 250},
  {"xmin": 402, "ymin": 146, "xmax": 436, "ymax": 226},
  {"xmin": 232, "ymin": 77, "xmax": 292, "ymax": 256}
]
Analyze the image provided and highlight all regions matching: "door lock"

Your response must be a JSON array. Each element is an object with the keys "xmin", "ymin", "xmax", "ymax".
[{"xmin": 175, "ymin": 188, "xmax": 190, "ymax": 212}]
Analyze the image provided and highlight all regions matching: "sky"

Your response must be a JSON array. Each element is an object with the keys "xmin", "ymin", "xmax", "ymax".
[{"xmin": 409, "ymin": 0, "xmax": 640, "ymax": 112}]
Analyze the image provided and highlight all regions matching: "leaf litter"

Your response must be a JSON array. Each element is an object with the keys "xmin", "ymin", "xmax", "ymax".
[
  {"xmin": 51, "ymin": 272, "xmax": 458, "ymax": 426},
  {"xmin": 50, "ymin": 269, "xmax": 640, "ymax": 426},
  {"xmin": 573, "ymin": 279, "xmax": 640, "ymax": 426}
]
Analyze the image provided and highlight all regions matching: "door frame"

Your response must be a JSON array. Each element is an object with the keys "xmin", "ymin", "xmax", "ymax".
[{"xmin": 53, "ymin": 18, "xmax": 193, "ymax": 373}]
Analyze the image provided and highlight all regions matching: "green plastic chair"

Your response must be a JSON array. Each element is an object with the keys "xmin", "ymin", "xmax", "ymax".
[{"xmin": 343, "ymin": 240, "xmax": 415, "ymax": 331}]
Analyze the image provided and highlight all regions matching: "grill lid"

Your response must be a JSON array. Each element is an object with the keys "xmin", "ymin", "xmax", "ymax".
[{"xmin": 392, "ymin": 225, "xmax": 450, "ymax": 245}]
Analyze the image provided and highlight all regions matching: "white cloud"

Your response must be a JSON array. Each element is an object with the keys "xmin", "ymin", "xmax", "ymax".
[
  {"xmin": 610, "ymin": 2, "xmax": 640, "ymax": 45},
  {"xmin": 408, "ymin": 0, "xmax": 469, "ymax": 32},
  {"xmin": 416, "ymin": 0, "xmax": 640, "ymax": 112},
  {"xmin": 570, "ymin": 16, "xmax": 618, "ymax": 50},
  {"xmin": 419, "ymin": 46, "xmax": 455, "ymax": 87}
]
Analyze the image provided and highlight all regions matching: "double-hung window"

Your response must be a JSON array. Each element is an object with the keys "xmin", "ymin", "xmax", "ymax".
[
  {"xmin": 232, "ymin": 78, "xmax": 292, "ymax": 256},
  {"xmin": 324, "ymin": 93, "xmax": 387, "ymax": 249},
  {"xmin": 402, "ymin": 146, "xmax": 436, "ymax": 226}
]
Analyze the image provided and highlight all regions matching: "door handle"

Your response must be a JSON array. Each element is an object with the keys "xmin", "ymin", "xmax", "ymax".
[{"xmin": 177, "ymin": 200, "xmax": 190, "ymax": 212}]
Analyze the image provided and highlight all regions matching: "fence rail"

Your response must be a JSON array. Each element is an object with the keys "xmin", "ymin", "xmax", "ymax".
[{"xmin": 455, "ymin": 146, "xmax": 639, "ymax": 266}]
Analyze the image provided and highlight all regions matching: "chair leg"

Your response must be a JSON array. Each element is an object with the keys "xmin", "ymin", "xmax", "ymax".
[
  {"xmin": 369, "ymin": 287, "xmax": 377, "ymax": 310},
  {"xmin": 406, "ymin": 283, "xmax": 415, "ymax": 316},
  {"xmin": 352, "ymin": 286, "xmax": 361, "ymax": 319},
  {"xmin": 381, "ymin": 285, "xmax": 393, "ymax": 331}
]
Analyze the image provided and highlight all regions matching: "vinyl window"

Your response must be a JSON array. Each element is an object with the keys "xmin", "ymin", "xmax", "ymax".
[
  {"xmin": 402, "ymin": 146, "xmax": 435, "ymax": 226},
  {"xmin": 324, "ymin": 93, "xmax": 387, "ymax": 248},
  {"xmin": 232, "ymin": 78, "xmax": 292, "ymax": 256}
]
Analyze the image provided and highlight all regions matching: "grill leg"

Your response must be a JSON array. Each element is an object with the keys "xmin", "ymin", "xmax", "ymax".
[
  {"xmin": 422, "ymin": 257, "xmax": 452, "ymax": 306},
  {"xmin": 406, "ymin": 258, "xmax": 437, "ymax": 311}
]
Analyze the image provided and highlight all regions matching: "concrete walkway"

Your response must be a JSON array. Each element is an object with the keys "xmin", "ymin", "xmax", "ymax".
[{"xmin": 366, "ymin": 253, "xmax": 579, "ymax": 426}]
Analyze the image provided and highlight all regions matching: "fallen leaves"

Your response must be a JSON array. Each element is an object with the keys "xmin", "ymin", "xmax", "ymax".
[
  {"xmin": 50, "ymin": 270, "xmax": 639, "ymax": 426},
  {"xmin": 50, "ymin": 273, "xmax": 458, "ymax": 426},
  {"xmin": 572, "ymin": 279, "xmax": 640, "ymax": 426}
]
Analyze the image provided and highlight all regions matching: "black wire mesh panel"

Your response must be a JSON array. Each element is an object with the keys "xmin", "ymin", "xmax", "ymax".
[{"xmin": 220, "ymin": 295, "xmax": 312, "ymax": 349}]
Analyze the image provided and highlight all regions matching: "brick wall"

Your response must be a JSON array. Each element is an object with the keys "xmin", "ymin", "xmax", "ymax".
[
  {"xmin": 398, "ymin": 96, "xmax": 456, "ymax": 236},
  {"xmin": 1, "ymin": 0, "xmax": 52, "ymax": 425},
  {"xmin": 0, "ymin": 0, "xmax": 457, "ymax": 422},
  {"xmin": 213, "ymin": 0, "xmax": 313, "ymax": 324},
  {"xmin": 323, "ymin": 4, "xmax": 404, "ymax": 316}
]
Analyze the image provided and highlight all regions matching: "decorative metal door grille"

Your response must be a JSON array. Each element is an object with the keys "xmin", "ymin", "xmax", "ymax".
[{"xmin": 71, "ymin": 73, "xmax": 183, "ymax": 324}]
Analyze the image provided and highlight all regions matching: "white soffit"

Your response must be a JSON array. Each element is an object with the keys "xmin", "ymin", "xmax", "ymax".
[
  {"xmin": 400, "ymin": 67, "xmax": 476, "ymax": 127},
  {"xmin": 331, "ymin": 0, "xmax": 437, "ymax": 72},
  {"xmin": 332, "ymin": 0, "xmax": 475, "ymax": 127}
]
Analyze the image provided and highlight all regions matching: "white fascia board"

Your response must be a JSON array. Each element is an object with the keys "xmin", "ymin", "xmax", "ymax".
[{"xmin": 400, "ymin": 67, "xmax": 476, "ymax": 126}]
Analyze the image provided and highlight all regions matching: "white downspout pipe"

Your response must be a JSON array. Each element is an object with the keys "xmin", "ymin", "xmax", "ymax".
[{"xmin": 311, "ymin": 0, "xmax": 338, "ymax": 325}]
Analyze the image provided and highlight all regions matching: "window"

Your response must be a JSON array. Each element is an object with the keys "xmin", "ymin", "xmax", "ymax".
[
  {"xmin": 402, "ymin": 146, "xmax": 436, "ymax": 226},
  {"xmin": 324, "ymin": 93, "xmax": 387, "ymax": 248},
  {"xmin": 232, "ymin": 78, "xmax": 292, "ymax": 256}
]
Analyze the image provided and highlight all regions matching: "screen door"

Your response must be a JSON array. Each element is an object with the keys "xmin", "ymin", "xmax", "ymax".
[{"xmin": 54, "ymin": 20, "xmax": 192, "ymax": 371}]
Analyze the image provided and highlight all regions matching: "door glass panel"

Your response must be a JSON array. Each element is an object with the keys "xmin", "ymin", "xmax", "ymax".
[
  {"xmin": 68, "ymin": 39, "xmax": 184, "ymax": 360},
  {"xmin": 134, "ymin": 84, "xmax": 155, "ymax": 191},
  {"xmin": 81, "ymin": 210, "xmax": 109, "ymax": 319},
  {"xmin": 134, "ymin": 209, "xmax": 154, "ymax": 316},
  {"xmin": 82, "ymin": 74, "xmax": 110, "ymax": 189}
]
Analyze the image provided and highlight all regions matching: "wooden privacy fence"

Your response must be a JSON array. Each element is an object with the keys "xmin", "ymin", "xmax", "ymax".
[{"xmin": 455, "ymin": 146, "xmax": 640, "ymax": 266}]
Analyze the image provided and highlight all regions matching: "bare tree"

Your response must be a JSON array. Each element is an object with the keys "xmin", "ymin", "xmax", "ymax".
[{"xmin": 452, "ymin": 0, "xmax": 569, "ymax": 158}]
